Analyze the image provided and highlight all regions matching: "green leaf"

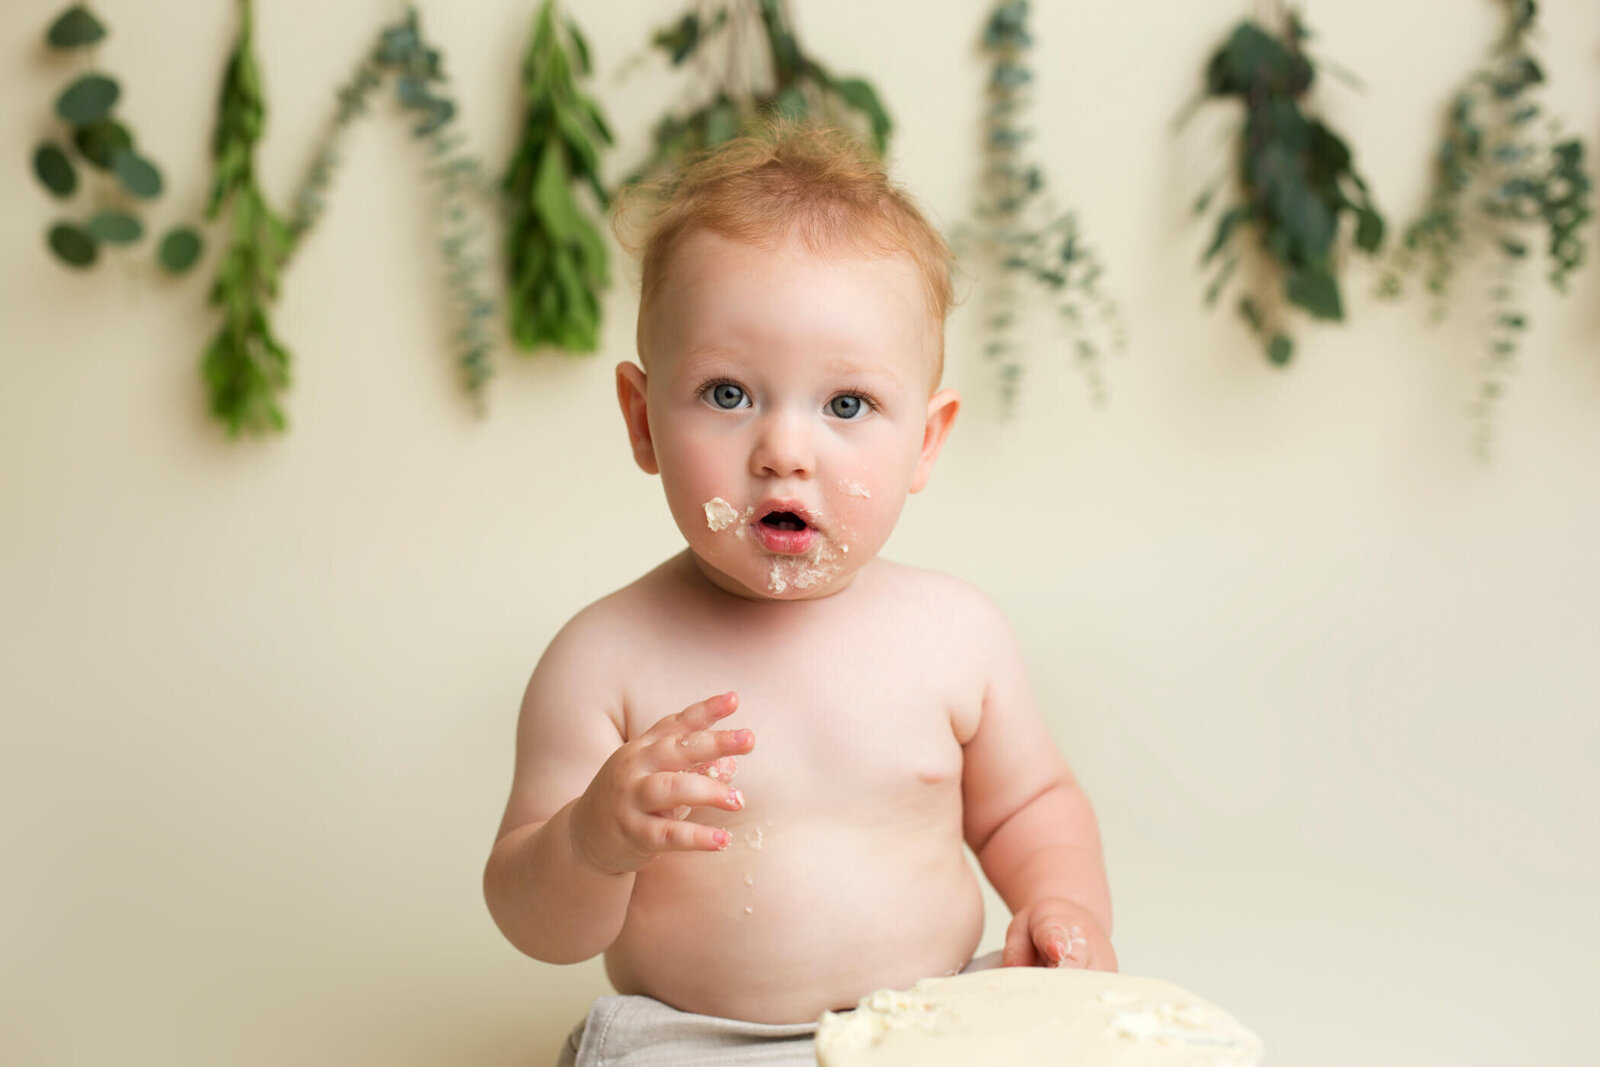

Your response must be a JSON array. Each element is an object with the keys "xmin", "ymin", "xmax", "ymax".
[
  {"xmin": 567, "ymin": 17, "xmax": 592, "ymax": 76},
  {"xmin": 34, "ymin": 142, "xmax": 77, "ymax": 197},
  {"xmin": 73, "ymin": 118, "xmax": 131, "ymax": 169},
  {"xmin": 833, "ymin": 77, "xmax": 892, "ymax": 154},
  {"xmin": 1285, "ymin": 267, "xmax": 1344, "ymax": 320},
  {"xmin": 652, "ymin": 13, "xmax": 700, "ymax": 66},
  {"xmin": 47, "ymin": 5, "xmax": 106, "ymax": 49},
  {"xmin": 48, "ymin": 221, "xmax": 97, "ymax": 266},
  {"xmin": 87, "ymin": 210, "xmax": 143, "ymax": 244},
  {"xmin": 56, "ymin": 73, "xmax": 120, "ymax": 125},
  {"xmin": 774, "ymin": 85, "xmax": 807, "ymax": 121},
  {"xmin": 112, "ymin": 149, "xmax": 163, "ymax": 198},
  {"xmin": 533, "ymin": 145, "xmax": 575, "ymax": 242},
  {"xmin": 1267, "ymin": 332, "xmax": 1293, "ymax": 365},
  {"xmin": 1354, "ymin": 206, "xmax": 1385, "ymax": 253},
  {"xmin": 704, "ymin": 99, "xmax": 739, "ymax": 146},
  {"xmin": 158, "ymin": 226, "xmax": 204, "ymax": 273},
  {"xmin": 1204, "ymin": 204, "xmax": 1250, "ymax": 263}
]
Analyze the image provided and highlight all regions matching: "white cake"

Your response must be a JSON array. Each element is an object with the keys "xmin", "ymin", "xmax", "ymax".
[{"xmin": 814, "ymin": 967, "xmax": 1263, "ymax": 1067}]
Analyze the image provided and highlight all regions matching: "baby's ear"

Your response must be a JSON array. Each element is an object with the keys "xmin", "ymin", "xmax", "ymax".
[
  {"xmin": 910, "ymin": 388, "xmax": 960, "ymax": 493},
  {"xmin": 615, "ymin": 362, "xmax": 660, "ymax": 475}
]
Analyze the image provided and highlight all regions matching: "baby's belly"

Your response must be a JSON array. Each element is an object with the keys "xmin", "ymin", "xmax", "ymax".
[{"xmin": 603, "ymin": 818, "xmax": 985, "ymax": 1023}]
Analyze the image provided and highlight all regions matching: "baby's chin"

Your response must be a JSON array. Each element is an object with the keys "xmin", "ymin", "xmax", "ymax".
[{"xmin": 687, "ymin": 546, "xmax": 859, "ymax": 602}]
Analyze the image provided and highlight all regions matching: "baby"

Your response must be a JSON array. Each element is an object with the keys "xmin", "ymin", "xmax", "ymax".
[{"xmin": 483, "ymin": 123, "xmax": 1113, "ymax": 1066}]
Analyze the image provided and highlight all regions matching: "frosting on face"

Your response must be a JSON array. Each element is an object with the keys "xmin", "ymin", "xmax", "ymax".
[{"xmin": 702, "ymin": 494, "xmax": 854, "ymax": 598}]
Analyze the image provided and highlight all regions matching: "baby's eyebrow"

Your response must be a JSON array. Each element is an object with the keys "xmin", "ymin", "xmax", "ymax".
[{"xmin": 817, "ymin": 357, "xmax": 904, "ymax": 390}]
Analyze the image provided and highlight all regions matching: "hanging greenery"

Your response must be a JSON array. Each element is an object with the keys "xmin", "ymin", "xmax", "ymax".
[
  {"xmin": 202, "ymin": 0, "xmax": 293, "ymax": 435},
  {"xmin": 1184, "ymin": 8, "xmax": 1385, "ymax": 367},
  {"xmin": 1377, "ymin": 0, "xmax": 1592, "ymax": 457},
  {"xmin": 628, "ymin": 0, "xmax": 893, "ymax": 183},
  {"xmin": 965, "ymin": 0, "xmax": 1124, "ymax": 411},
  {"xmin": 32, "ymin": 3, "xmax": 201, "ymax": 273},
  {"xmin": 287, "ymin": 6, "xmax": 498, "ymax": 408},
  {"xmin": 503, "ymin": 0, "xmax": 614, "ymax": 353}
]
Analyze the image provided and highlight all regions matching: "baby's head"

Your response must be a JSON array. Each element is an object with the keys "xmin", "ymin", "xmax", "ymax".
[{"xmin": 615, "ymin": 121, "xmax": 960, "ymax": 601}]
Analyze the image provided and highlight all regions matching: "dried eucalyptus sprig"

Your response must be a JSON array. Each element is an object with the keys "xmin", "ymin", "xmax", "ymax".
[
  {"xmin": 1186, "ymin": 9, "xmax": 1385, "ymax": 366},
  {"xmin": 203, "ymin": 0, "xmax": 293, "ymax": 435},
  {"xmin": 503, "ymin": 0, "xmax": 613, "ymax": 352},
  {"xmin": 964, "ymin": 0, "xmax": 1124, "ymax": 411},
  {"xmin": 285, "ymin": 7, "xmax": 497, "ymax": 406},
  {"xmin": 629, "ymin": 0, "xmax": 893, "ymax": 183},
  {"xmin": 33, "ymin": 3, "xmax": 201, "ymax": 273},
  {"xmin": 382, "ymin": 10, "xmax": 498, "ymax": 405},
  {"xmin": 1377, "ymin": 0, "xmax": 1592, "ymax": 457}
]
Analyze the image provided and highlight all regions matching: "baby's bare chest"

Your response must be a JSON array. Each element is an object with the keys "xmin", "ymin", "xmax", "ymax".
[{"xmin": 621, "ymin": 618, "xmax": 984, "ymax": 814}]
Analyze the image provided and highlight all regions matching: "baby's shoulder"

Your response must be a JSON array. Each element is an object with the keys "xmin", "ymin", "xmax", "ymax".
[
  {"xmin": 867, "ymin": 560, "xmax": 1014, "ymax": 641},
  {"xmin": 543, "ymin": 564, "xmax": 675, "ymax": 659}
]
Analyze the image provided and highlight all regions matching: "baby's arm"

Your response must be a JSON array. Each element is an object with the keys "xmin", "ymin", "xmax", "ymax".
[
  {"xmin": 962, "ymin": 604, "xmax": 1114, "ymax": 971},
  {"xmin": 482, "ymin": 614, "xmax": 753, "ymax": 964}
]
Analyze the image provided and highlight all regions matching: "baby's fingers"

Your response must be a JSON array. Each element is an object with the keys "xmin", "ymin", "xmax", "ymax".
[
  {"xmin": 646, "ymin": 816, "xmax": 733, "ymax": 855},
  {"xmin": 642, "ymin": 691, "xmax": 740, "ymax": 742},
  {"xmin": 640, "ymin": 769, "xmax": 746, "ymax": 818}
]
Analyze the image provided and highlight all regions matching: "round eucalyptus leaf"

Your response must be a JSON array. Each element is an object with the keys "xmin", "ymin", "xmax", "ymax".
[
  {"xmin": 47, "ymin": 5, "xmax": 107, "ymax": 49},
  {"xmin": 56, "ymin": 73, "xmax": 120, "ymax": 125},
  {"xmin": 112, "ymin": 149, "xmax": 163, "ymax": 199},
  {"xmin": 48, "ymin": 222, "xmax": 98, "ymax": 267},
  {"xmin": 157, "ymin": 226, "xmax": 203, "ymax": 273},
  {"xmin": 34, "ymin": 142, "xmax": 77, "ymax": 197},
  {"xmin": 87, "ymin": 210, "xmax": 143, "ymax": 244},
  {"xmin": 73, "ymin": 119, "xmax": 132, "ymax": 170}
]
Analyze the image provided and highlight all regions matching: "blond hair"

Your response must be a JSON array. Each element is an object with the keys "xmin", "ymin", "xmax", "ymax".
[{"xmin": 616, "ymin": 120, "xmax": 954, "ymax": 378}]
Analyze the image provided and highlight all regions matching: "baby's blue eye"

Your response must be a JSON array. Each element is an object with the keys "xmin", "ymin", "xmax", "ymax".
[
  {"xmin": 708, "ymin": 383, "xmax": 747, "ymax": 409},
  {"xmin": 828, "ymin": 394, "xmax": 865, "ymax": 419}
]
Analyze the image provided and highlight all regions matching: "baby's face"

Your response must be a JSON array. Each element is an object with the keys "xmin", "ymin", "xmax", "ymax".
[{"xmin": 621, "ymin": 230, "xmax": 956, "ymax": 600}]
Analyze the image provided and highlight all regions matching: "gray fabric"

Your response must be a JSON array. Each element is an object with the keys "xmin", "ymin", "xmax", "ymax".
[
  {"xmin": 556, "ymin": 995, "xmax": 818, "ymax": 1067},
  {"xmin": 554, "ymin": 952, "xmax": 1004, "ymax": 1067}
]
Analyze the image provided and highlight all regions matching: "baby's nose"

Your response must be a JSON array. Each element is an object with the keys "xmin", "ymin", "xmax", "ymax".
[{"xmin": 749, "ymin": 410, "xmax": 815, "ymax": 479}]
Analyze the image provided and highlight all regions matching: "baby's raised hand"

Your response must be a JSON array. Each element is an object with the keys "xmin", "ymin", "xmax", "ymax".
[
  {"xmin": 1002, "ymin": 898, "xmax": 1117, "ymax": 972},
  {"xmin": 570, "ymin": 691, "xmax": 754, "ymax": 875}
]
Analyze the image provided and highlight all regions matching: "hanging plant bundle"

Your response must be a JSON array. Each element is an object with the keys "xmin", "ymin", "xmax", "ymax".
[
  {"xmin": 967, "ymin": 0, "xmax": 1124, "ymax": 411},
  {"xmin": 32, "ymin": 3, "xmax": 201, "ymax": 273},
  {"xmin": 629, "ymin": 0, "xmax": 893, "ymax": 183},
  {"xmin": 1187, "ymin": 10, "xmax": 1385, "ymax": 366},
  {"xmin": 202, "ymin": 0, "xmax": 294, "ymax": 436},
  {"xmin": 287, "ymin": 6, "xmax": 498, "ymax": 408},
  {"xmin": 502, "ymin": 0, "xmax": 614, "ymax": 352},
  {"xmin": 1378, "ymin": 0, "xmax": 1592, "ymax": 456}
]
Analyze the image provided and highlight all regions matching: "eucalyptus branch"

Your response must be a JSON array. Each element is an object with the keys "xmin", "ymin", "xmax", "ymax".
[
  {"xmin": 1378, "ymin": 0, "xmax": 1592, "ymax": 458},
  {"xmin": 33, "ymin": 3, "xmax": 201, "ymax": 273},
  {"xmin": 202, "ymin": 0, "xmax": 294, "ymax": 436},
  {"xmin": 281, "ymin": 7, "xmax": 497, "ymax": 407},
  {"xmin": 629, "ymin": 0, "xmax": 893, "ymax": 183},
  {"xmin": 1188, "ymin": 10, "xmax": 1385, "ymax": 366},
  {"xmin": 963, "ymin": 0, "xmax": 1124, "ymax": 412}
]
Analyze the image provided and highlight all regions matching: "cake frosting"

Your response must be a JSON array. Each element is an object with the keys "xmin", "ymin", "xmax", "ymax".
[{"xmin": 814, "ymin": 967, "xmax": 1263, "ymax": 1067}]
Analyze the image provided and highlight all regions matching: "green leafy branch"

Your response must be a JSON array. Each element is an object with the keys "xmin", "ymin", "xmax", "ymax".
[
  {"xmin": 503, "ymin": 0, "xmax": 614, "ymax": 352},
  {"xmin": 1187, "ymin": 9, "xmax": 1385, "ymax": 366},
  {"xmin": 32, "ymin": 3, "xmax": 201, "ymax": 273},
  {"xmin": 963, "ymin": 0, "xmax": 1124, "ymax": 411},
  {"xmin": 1378, "ymin": 0, "xmax": 1592, "ymax": 457},
  {"xmin": 203, "ymin": 0, "xmax": 293, "ymax": 436},
  {"xmin": 629, "ymin": 0, "xmax": 893, "ymax": 183},
  {"xmin": 286, "ymin": 7, "xmax": 498, "ymax": 408}
]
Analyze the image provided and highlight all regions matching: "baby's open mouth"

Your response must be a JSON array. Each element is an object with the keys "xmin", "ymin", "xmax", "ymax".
[{"xmin": 760, "ymin": 511, "xmax": 809, "ymax": 532}]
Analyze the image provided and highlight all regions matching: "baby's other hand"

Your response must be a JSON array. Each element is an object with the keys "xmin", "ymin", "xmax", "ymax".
[
  {"xmin": 1002, "ymin": 899, "xmax": 1116, "ymax": 972},
  {"xmin": 570, "ymin": 691, "xmax": 755, "ymax": 875}
]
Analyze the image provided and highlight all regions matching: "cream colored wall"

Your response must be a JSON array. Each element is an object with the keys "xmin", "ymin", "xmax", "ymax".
[{"xmin": 3, "ymin": 0, "xmax": 1597, "ymax": 1063}]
